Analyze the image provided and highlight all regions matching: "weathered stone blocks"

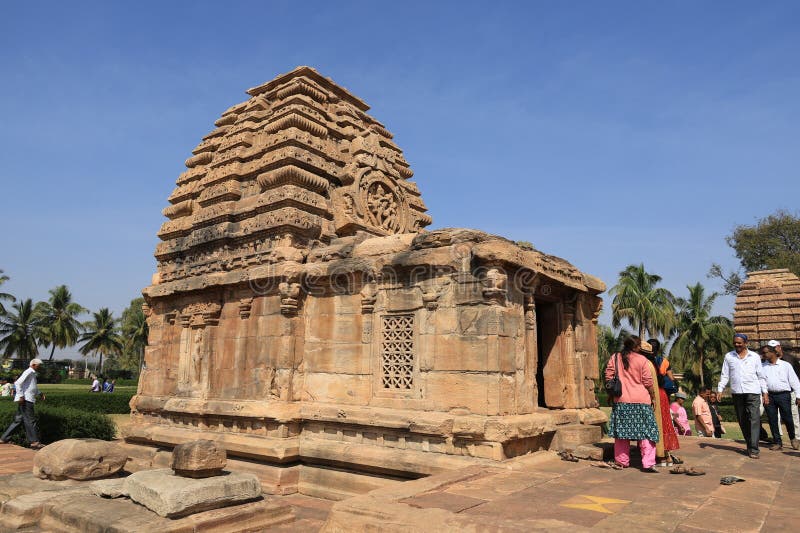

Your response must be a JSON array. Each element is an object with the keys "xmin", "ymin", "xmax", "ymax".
[
  {"xmin": 32, "ymin": 439, "xmax": 128, "ymax": 481},
  {"xmin": 171, "ymin": 439, "xmax": 227, "ymax": 478},
  {"xmin": 124, "ymin": 468, "xmax": 261, "ymax": 517}
]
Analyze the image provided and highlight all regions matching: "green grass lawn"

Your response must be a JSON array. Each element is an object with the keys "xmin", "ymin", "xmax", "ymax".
[{"xmin": 39, "ymin": 383, "xmax": 137, "ymax": 394}]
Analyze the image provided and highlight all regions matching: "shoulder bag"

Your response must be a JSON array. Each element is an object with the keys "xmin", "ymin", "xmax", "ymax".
[{"xmin": 605, "ymin": 352, "xmax": 623, "ymax": 398}]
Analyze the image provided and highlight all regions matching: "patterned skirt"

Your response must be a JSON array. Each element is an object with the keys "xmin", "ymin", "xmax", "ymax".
[{"xmin": 608, "ymin": 402, "xmax": 660, "ymax": 442}]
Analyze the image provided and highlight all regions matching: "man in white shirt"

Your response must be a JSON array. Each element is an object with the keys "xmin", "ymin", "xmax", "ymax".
[
  {"xmin": 0, "ymin": 359, "xmax": 45, "ymax": 449},
  {"xmin": 717, "ymin": 333, "xmax": 769, "ymax": 458},
  {"xmin": 768, "ymin": 340, "xmax": 800, "ymax": 438},
  {"xmin": 760, "ymin": 344, "xmax": 800, "ymax": 450}
]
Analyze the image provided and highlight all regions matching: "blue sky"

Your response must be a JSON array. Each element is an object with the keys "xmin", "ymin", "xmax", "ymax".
[{"xmin": 1, "ymin": 2, "xmax": 798, "ymax": 358}]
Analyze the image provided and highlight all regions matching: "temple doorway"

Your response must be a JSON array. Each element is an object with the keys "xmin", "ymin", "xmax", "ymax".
[{"xmin": 536, "ymin": 299, "xmax": 560, "ymax": 408}]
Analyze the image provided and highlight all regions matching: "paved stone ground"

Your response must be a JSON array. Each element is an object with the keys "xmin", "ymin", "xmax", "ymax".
[
  {"xmin": 0, "ymin": 444, "xmax": 35, "ymax": 476},
  {"xmin": 1, "ymin": 437, "xmax": 798, "ymax": 531},
  {"xmin": 324, "ymin": 436, "xmax": 800, "ymax": 532}
]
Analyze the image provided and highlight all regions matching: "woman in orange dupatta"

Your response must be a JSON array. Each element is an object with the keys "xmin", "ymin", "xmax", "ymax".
[{"xmin": 640, "ymin": 340, "xmax": 680, "ymax": 466}]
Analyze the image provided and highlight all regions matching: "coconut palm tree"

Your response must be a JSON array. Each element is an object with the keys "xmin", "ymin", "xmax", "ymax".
[
  {"xmin": 121, "ymin": 297, "xmax": 149, "ymax": 373},
  {"xmin": 79, "ymin": 308, "xmax": 123, "ymax": 374},
  {"xmin": 596, "ymin": 325, "xmax": 633, "ymax": 373},
  {"xmin": 609, "ymin": 263, "xmax": 676, "ymax": 339},
  {"xmin": 38, "ymin": 285, "xmax": 87, "ymax": 361},
  {"xmin": 669, "ymin": 283, "xmax": 733, "ymax": 388},
  {"xmin": 0, "ymin": 270, "xmax": 16, "ymax": 315},
  {"xmin": 0, "ymin": 299, "xmax": 46, "ymax": 360}
]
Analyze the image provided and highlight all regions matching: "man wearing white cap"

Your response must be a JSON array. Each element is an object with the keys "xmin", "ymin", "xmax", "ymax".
[
  {"xmin": 0, "ymin": 359, "xmax": 46, "ymax": 449},
  {"xmin": 768, "ymin": 340, "xmax": 800, "ymax": 434}
]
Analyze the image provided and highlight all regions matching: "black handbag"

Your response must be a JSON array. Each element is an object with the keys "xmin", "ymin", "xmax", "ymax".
[{"xmin": 605, "ymin": 352, "xmax": 623, "ymax": 398}]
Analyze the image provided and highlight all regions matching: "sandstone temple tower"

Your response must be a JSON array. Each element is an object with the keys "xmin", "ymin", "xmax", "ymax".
[
  {"xmin": 127, "ymin": 67, "xmax": 606, "ymax": 497},
  {"xmin": 734, "ymin": 269, "xmax": 800, "ymax": 351}
]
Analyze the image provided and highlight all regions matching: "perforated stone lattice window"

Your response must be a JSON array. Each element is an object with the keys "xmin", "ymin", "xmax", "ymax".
[{"xmin": 381, "ymin": 314, "xmax": 415, "ymax": 390}]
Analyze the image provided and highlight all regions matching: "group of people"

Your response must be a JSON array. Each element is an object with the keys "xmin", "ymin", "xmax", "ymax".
[
  {"xmin": 605, "ymin": 332, "xmax": 800, "ymax": 470},
  {"xmin": 89, "ymin": 375, "xmax": 116, "ymax": 393},
  {"xmin": 722, "ymin": 334, "xmax": 800, "ymax": 457},
  {"xmin": 669, "ymin": 388, "xmax": 725, "ymax": 438},
  {"xmin": 604, "ymin": 336, "xmax": 680, "ymax": 471}
]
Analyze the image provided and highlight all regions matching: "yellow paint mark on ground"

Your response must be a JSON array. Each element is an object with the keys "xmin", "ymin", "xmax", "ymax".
[{"xmin": 560, "ymin": 495, "xmax": 631, "ymax": 514}]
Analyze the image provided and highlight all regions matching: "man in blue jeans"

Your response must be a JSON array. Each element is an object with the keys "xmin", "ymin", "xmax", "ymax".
[
  {"xmin": 717, "ymin": 334, "xmax": 768, "ymax": 458},
  {"xmin": 760, "ymin": 344, "xmax": 800, "ymax": 450},
  {"xmin": 0, "ymin": 359, "xmax": 45, "ymax": 449}
]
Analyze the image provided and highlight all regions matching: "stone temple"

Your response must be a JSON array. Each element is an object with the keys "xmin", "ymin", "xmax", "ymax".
[
  {"xmin": 734, "ymin": 268, "xmax": 800, "ymax": 352},
  {"xmin": 125, "ymin": 66, "xmax": 607, "ymax": 498}
]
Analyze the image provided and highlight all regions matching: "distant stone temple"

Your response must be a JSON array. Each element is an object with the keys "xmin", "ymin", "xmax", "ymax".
[
  {"xmin": 734, "ymin": 268, "xmax": 800, "ymax": 351},
  {"xmin": 126, "ymin": 67, "xmax": 606, "ymax": 497}
]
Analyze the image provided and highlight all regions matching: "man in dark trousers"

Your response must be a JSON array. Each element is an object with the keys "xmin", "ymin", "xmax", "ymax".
[
  {"xmin": 761, "ymin": 344, "xmax": 800, "ymax": 450},
  {"xmin": 0, "ymin": 359, "xmax": 45, "ymax": 449},
  {"xmin": 717, "ymin": 334, "xmax": 768, "ymax": 458},
  {"xmin": 768, "ymin": 340, "xmax": 800, "ymax": 435}
]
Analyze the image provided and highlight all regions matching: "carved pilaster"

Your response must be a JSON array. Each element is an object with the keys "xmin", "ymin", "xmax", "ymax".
[
  {"xmin": 239, "ymin": 297, "xmax": 254, "ymax": 319},
  {"xmin": 482, "ymin": 267, "xmax": 507, "ymax": 306},
  {"xmin": 182, "ymin": 302, "xmax": 222, "ymax": 327},
  {"xmin": 360, "ymin": 282, "xmax": 377, "ymax": 314},
  {"xmin": 279, "ymin": 281, "xmax": 301, "ymax": 315}
]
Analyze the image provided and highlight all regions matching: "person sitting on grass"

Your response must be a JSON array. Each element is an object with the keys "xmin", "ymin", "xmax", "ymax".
[
  {"xmin": 103, "ymin": 379, "xmax": 116, "ymax": 393},
  {"xmin": 709, "ymin": 391, "xmax": 726, "ymax": 438},
  {"xmin": 693, "ymin": 386, "xmax": 715, "ymax": 437},
  {"xmin": 89, "ymin": 375, "xmax": 101, "ymax": 393},
  {"xmin": 670, "ymin": 392, "xmax": 691, "ymax": 436},
  {"xmin": 0, "ymin": 378, "xmax": 13, "ymax": 397}
]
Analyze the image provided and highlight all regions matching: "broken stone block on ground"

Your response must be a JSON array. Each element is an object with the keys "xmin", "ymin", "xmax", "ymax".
[{"xmin": 32, "ymin": 439, "xmax": 128, "ymax": 481}]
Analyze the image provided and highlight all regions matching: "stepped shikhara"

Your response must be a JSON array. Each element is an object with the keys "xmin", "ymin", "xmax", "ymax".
[
  {"xmin": 154, "ymin": 66, "xmax": 431, "ymax": 288},
  {"xmin": 128, "ymin": 67, "xmax": 607, "ymax": 497},
  {"xmin": 734, "ymin": 269, "xmax": 800, "ymax": 350}
]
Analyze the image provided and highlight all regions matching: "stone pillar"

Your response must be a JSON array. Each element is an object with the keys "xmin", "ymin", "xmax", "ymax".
[
  {"xmin": 522, "ymin": 291, "xmax": 538, "ymax": 411},
  {"xmin": 562, "ymin": 296, "xmax": 580, "ymax": 409}
]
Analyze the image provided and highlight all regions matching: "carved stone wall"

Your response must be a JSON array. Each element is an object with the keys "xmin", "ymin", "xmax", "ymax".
[{"xmin": 130, "ymin": 68, "xmax": 606, "ymax": 486}]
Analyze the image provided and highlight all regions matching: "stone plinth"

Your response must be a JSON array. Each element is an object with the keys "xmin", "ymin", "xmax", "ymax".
[
  {"xmin": 127, "ymin": 67, "xmax": 607, "ymax": 486},
  {"xmin": 124, "ymin": 468, "xmax": 261, "ymax": 518},
  {"xmin": 734, "ymin": 269, "xmax": 800, "ymax": 350}
]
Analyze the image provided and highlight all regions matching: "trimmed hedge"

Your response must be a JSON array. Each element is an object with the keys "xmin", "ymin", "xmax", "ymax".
[
  {"xmin": 39, "ymin": 391, "xmax": 134, "ymax": 414},
  {"xmin": 0, "ymin": 401, "xmax": 116, "ymax": 444}
]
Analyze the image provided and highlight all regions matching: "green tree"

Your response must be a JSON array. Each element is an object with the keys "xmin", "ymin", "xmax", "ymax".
[
  {"xmin": 609, "ymin": 264, "xmax": 676, "ymax": 339},
  {"xmin": 0, "ymin": 270, "xmax": 16, "ymax": 316},
  {"xmin": 38, "ymin": 285, "xmax": 87, "ymax": 361},
  {"xmin": 79, "ymin": 308, "xmax": 123, "ymax": 374},
  {"xmin": 710, "ymin": 210, "xmax": 800, "ymax": 295},
  {"xmin": 597, "ymin": 325, "xmax": 632, "ymax": 373},
  {"xmin": 120, "ymin": 297, "xmax": 149, "ymax": 374},
  {"xmin": 669, "ymin": 283, "xmax": 733, "ymax": 389},
  {"xmin": 0, "ymin": 299, "xmax": 46, "ymax": 361}
]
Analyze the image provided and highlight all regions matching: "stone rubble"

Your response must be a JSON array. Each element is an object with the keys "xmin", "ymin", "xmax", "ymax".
[
  {"xmin": 170, "ymin": 438, "xmax": 226, "ymax": 478},
  {"xmin": 32, "ymin": 439, "xmax": 128, "ymax": 481}
]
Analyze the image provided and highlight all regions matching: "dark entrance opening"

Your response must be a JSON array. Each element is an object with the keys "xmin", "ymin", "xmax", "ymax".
[{"xmin": 535, "ymin": 300, "xmax": 559, "ymax": 408}]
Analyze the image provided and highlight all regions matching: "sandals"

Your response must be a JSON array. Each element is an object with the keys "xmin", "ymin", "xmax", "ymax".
[
  {"xmin": 29, "ymin": 442, "xmax": 45, "ymax": 450},
  {"xmin": 670, "ymin": 466, "xmax": 705, "ymax": 476},
  {"xmin": 670, "ymin": 454, "xmax": 684, "ymax": 465},
  {"xmin": 558, "ymin": 451, "xmax": 579, "ymax": 462},
  {"xmin": 720, "ymin": 476, "xmax": 745, "ymax": 485}
]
